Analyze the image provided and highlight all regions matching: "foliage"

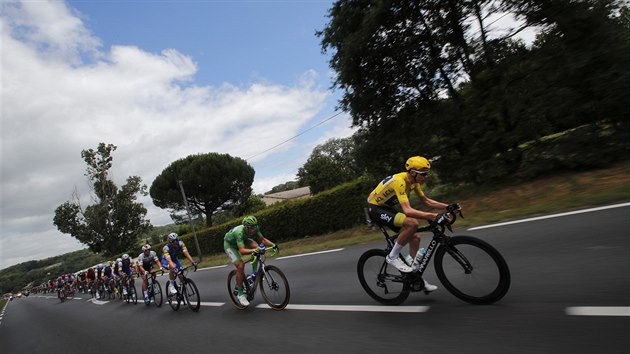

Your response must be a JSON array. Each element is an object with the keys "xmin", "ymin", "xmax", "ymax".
[
  {"xmin": 297, "ymin": 137, "xmax": 363, "ymax": 194},
  {"xmin": 319, "ymin": 0, "xmax": 630, "ymax": 184},
  {"xmin": 151, "ymin": 177, "xmax": 376, "ymax": 257},
  {"xmin": 53, "ymin": 143, "xmax": 151, "ymax": 256},
  {"xmin": 0, "ymin": 249, "xmax": 107, "ymax": 294},
  {"xmin": 149, "ymin": 152, "xmax": 255, "ymax": 227}
]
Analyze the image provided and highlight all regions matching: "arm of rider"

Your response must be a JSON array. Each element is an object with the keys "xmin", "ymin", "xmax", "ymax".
[
  {"xmin": 183, "ymin": 250, "xmax": 196, "ymax": 265},
  {"xmin": 399, "ymin": 200, "xmax": 438, "ymax": 222},
  {"xmin": 238, "ymin": 244, "xmax": 259, "ymax": 256}
]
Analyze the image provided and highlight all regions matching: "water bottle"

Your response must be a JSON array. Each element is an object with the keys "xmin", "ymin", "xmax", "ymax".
[
  {"xmin": 246, "ymin": 271, "xmax": 257, "ymax": 286},
  {"xmin": 413, "ymin": 248, "xmax": 427, "ymax": 265}
]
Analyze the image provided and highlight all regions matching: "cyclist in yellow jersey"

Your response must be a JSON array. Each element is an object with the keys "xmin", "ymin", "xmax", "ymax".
[{"xmin": 367, "ymin": 156, "xmax": 461, "ymax": 285}]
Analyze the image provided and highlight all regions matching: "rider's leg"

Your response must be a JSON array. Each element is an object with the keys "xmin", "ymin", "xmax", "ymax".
[
  {"xmin": 388, "ymin": 217, "xmax": 419, "ymax": 259},
  {"xmin": 235, "ymin": 260, "xmax": 246, "ymax": 294}
]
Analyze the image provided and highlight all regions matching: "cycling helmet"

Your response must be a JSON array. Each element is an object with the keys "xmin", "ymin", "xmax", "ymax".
[
  {"xmin": 116, "ymin": 258, "xmax": 122, "ymax": 263},
  {"xmin": 122, "ymin": 254, "xmax": 129, "ymax": 260},
  {"xmin": 405, "ymin": 156, "xmax": 431, "ymax": 172},
  {"xmin": 242, "ymin": 215, "xmax": 258, "ymax": 227},
  {"xmin": 142, "ymin": 244, "xmax": 151, "ymax": 251},
  {"xmin": 97, "ymin": 264, "xmax": 103, "ymax": 269},
  {"xmin": 167, "ymin": 232, "xmax": 179, "ymax": 242}
]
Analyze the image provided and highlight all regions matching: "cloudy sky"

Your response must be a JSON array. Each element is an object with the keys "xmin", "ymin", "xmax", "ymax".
[
  {"xmin": 0, "ymin": 0, "xmax": 537, "ymax": 270},
  {"xmin": 0, "ymin": 0, "xmax": 357, "ymax": 269}
]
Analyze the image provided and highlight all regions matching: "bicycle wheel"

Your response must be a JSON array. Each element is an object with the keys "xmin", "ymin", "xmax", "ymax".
[
  {"xmin": 357, "ymin": 249, "xmax": 410, "ymax": 305},
  {"xmin": 183, "ymin": 279, "xmax": 201, "ymax": 312},
  {"xmin": 434, "ymin": 236, "xmax": 511, "ymax": 305},
  {"xmin": 226, "ymin": 270, "xmax": 247, "ymax": 309},
  {"xmin": 152, "ymin": 281, "xmax": 163, "ymax": 307},
  {"xmin": 166, "ymin": 280, "xmax": 180, "ymax": 311},
  {"xmin": 259, "ymin": 265, "xmax": 290, "ymax": 310},
  {"xmin": 129, "ymin": 284, "xmax": 138, "ymax": 305}
]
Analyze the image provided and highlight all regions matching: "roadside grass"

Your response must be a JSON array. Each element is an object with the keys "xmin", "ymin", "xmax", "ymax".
[
  {"xmin": 0, "ymin": 298, "xmax": 7, "ymax": 309},
  {"xmin": 196, "ymin": 161, "xmax": 630, "ymax": 269}
]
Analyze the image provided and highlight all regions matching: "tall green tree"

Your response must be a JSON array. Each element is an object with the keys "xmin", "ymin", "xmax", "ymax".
[
  {"xmin": 319, "ymin": 0, "xmax": 629, "ymax": 184},
  {"xmin": 53, "ymin": 143, "xmax": 151, "ymax": 255},
  {"xmin": 297, "ymin": 137, "xmax": 362, "ymax": 194},
  {"xmin": 150, "ymin": 153, "xmax": 255, "ymax": 227}
]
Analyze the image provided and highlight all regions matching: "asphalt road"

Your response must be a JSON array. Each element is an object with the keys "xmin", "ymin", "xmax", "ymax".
[{"xmin": 2, "ymin": 204, "xmax": 629, "ymax": 354}]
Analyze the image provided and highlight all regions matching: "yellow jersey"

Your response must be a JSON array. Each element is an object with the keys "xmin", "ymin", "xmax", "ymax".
[{"xmin": 367, "ymin": 172, "xmax": 425, "ymax": 207}]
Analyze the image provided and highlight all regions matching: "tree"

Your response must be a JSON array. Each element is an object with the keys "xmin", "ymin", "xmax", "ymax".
[
  {"xmin": 53, "ymin": 143, "xmax": 151, "ymax": 255},
  {"xmin": 297, "ymin": 137, "xmax": 362, "ymax": 194},
  {"xmin": 319, "ymin": 0, "xmax": 630, "ymax": 184},
  {"xmin": 150, "ymin": 153, "xmax": 255, "ymax": 227}
]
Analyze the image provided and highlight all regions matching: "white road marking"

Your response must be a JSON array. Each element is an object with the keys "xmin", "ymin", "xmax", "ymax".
[
  {"xmin": 197, "ymin": 265, "xmax": 227, "ymax": 271},
  {"xmin": 256, "ymin": 304, "xmax": 430, "ymax": 313},
  {"xmin": 87, "ymin": 298, "xmax": 110, "ymax": 305},
  {"xmin": 566, "ymin": 306, "xmax": 630, "ymax": 317},
  {"xmin": 468, "ymin": 202, "xmax": 630, "ymax": 231},
  {"xmin": 199, "ymin": 302, "xmax": 225, "ymax": 307},
  {"xmin": 277, "ymin": 248, "xmax": 344, "ymax": 260}
]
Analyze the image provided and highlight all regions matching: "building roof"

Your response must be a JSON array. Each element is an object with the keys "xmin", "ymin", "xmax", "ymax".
[{"xmin": 261, "ymin": 186, "xmax": 311, "ymax": 205}]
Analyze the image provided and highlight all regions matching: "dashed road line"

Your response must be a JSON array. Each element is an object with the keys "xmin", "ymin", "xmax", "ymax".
[
  {"xmin": 566, "ymin": 306, "xmax": 630, "ymax": 317},
  {"xmin": 255, "ymin": 304, "xmax": 430, "ymax": 313},
  {"xmin": 277, "ymin": 248, "xmax": 344, "ymax": 260}
]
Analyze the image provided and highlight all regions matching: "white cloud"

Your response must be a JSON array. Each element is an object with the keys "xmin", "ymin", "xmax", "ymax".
[{"xmin": 0, "ymin": 0, "xmax": 342, "ymax": 269}]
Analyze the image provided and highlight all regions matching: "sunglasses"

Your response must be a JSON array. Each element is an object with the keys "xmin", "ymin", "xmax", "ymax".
[{"xmin": 411, "ymin": 170, "xmax": 430, "ymax": 177}]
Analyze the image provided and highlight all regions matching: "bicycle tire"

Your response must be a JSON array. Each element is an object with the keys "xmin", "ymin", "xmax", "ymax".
[
  {"xmin": 357, "ymin": 249, "xmax": 410, "ymax": 305},
  {"xmin": 152, "ymin": 281, "xmax": 163, "ymax": 307},
  {"xmin": 130, "ymin": 284, "xmax": 138, "ymax": 305},
  {"xmin": 259, "ymin": 265, "xmax": 290, "ymax": 310},
  {"xmin": 434, "ymin": 235, "xmax": 511, "ymax": 305},
  {"xmin": 183, "ymin": 279, "xmax": 201, "ymax": 312},
  {"xmin": 226, "ymin": 270, "xmax": 247, "ymax": 310},
  {"xmin": 166, "ymin": 280, "xmax": 180, "ymax": 311}
]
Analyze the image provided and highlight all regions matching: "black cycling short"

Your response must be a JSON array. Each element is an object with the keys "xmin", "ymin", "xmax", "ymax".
[{"xmin": 366, "ymin": 204, "xmax": 404, "ymax": 232}]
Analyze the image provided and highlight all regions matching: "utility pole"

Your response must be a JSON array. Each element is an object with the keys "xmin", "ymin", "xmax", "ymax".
[{"xmin": 178, "ymin": 180, "xmax": 202, "ymax": 261}]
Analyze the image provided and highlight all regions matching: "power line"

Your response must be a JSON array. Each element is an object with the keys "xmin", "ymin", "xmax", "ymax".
[{"xmin": 245, "ymin": 111, "xmax": 345, "ymax": 161}]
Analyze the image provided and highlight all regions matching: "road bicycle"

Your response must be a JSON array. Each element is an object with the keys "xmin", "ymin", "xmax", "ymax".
[
  {"xmin": 165, "ymin": 264, "xmax": 200, "ymax": 312},
  {"xmin": 120, "ymin": 274, "xmax": 138, "ymax": 305},
  {"xmin": 57, "ymin": 286, "xmax": 66, "ymax": 303},
  {"xmin": 358, "ymin": 206, "xmax": 510, "ymax": 305},
  {"xmin": 97, "ymin": 278, "xmax": 115, "ymax": 300},
  {"xmin": 227, "ymin": 245, "xmax": 290, "ymax": 310},
  {"xmin": 144, "ymin": 269, "xmax": 163, "ymax": 307}
]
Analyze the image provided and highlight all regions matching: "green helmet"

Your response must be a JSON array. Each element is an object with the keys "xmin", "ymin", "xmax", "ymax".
[{"xmin": 242, "ymin": 215, "xmax": 258, "ymax": 227}]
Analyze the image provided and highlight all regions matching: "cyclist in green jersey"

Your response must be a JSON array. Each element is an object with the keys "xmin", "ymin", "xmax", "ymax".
[
  {"xmin": 367, "ymin": 156, "xmax": 462, "ymax": 288},
  {"xmin": 224, "ymin": 215, "xmax": 278, "ymax": 306}
]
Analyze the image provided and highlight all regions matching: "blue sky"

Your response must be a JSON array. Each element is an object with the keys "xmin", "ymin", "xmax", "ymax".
[{"xmin": 0, "ymin": 0, "xmax": 355, "ymax": 269}]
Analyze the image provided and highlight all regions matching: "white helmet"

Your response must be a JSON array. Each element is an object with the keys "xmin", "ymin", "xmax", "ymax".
[
  {"xmin": 142, "ymin": 244, "xmax": 151, "ymax": 251},
  {"xmin": 122, "ymin": 254, "xmax": 130, "ymax": 260},
  {"xmin": 97, "ymin": 264, "xmax": 103, "ymax": 269},
  {"xmin": 167, "ymin": 232, "xmax": 179, "ymax": 242},
  {"xmin": 116, "ymin": 258, "xmax": 122, "ymax": 263}
]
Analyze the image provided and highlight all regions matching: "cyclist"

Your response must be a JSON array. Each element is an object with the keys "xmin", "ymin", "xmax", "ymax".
[
  {"xmin": 224, "ymin": 215, "xmax": 278, "ymax": 307},
  {"xmin": 161, "ymin": 233, "xmax": 197, "ymax": 296},
  {"xmin": 86, "ymin": 266, "xmax": 97, "ymax": 296},
  {"xmin": 113, "ymin": 258, "xmax": 122, "ymax": 297},
  {"xmin": 137, "ymin": 244, "xmax": 162, "ymax": 304},
  {"xmin": 95, "ymin": 264, "xmax": 105, "ymax": 299},
  {"xmin": 366, "ymin": 156, "xmax": 461, "ymax": 291},
  {"xmin": 118, "ymin": 254, "xmax": 137, "ymax": 299},
  {"xmin": 102, "ymin": 261, "xmax": 114, "ymax": 296}
]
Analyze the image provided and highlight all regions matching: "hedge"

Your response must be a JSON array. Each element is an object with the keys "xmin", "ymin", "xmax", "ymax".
[{"xmin": 153, "ymin": 177, "xmax": 375, "ymax": 257}]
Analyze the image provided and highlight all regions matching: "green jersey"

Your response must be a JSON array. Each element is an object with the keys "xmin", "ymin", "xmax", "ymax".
[{"xmin": 224, "ymin": 225, "xmax": 263, "ymax": 248}]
